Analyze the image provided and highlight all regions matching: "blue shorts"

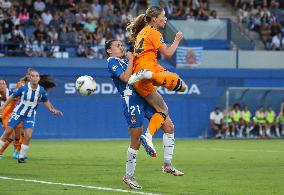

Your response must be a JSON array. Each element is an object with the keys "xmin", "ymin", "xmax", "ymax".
[
  {"xmin": 7, "ymin": 112, "xmax": 36, "ymax": 129},
  {"xmin": 123, "ymin": 93, "xmax": 155, "ymax": 128}
]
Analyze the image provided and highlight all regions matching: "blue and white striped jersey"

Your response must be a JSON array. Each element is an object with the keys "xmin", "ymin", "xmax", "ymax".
[
  {"xmin": 12, "ymin": 82, "xmax": 48, "ymax": 117},
  {"xmin": 107, "ymin": 57, "xmax": 136, "ymax": 97}
]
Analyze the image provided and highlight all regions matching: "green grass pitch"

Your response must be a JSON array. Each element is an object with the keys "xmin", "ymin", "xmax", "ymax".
[{"xmin": 0, "ymin": 139, "xmax": 283, "ymax": 195}]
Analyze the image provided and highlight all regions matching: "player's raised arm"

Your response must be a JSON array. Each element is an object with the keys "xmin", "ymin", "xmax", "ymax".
[
  {"xmin": 159, "ymin": 32, "xmax": 183, "ymax": 59},
  {"xmin": 43, "ymin": 101, "xmax": 63, "ymax": 116},
  {"xmin": 119, "ymin": 52, "xmax": 135, "ymax": 83}
]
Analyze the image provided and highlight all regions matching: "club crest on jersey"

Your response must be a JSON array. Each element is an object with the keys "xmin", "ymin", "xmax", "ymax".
[
  {"xmin": 160, "ymin": 37, "xmax": 164, "ymax": 43},
  {"xmin": 130, "ymin": 116, "xmax": 136, "ymax": 124},
  {"xmin": 112, "ymin": 65, "xmax": 118, "ymax": 71}
]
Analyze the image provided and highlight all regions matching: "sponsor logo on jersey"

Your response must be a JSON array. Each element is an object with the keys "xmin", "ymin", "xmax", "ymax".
[
  {"xmin": 112, "ymin": 65, "xmax": 118, "ymax": 71},
  {"xmin": 130, "ymin": 116, "xmax": 136, "ymax": 124}
]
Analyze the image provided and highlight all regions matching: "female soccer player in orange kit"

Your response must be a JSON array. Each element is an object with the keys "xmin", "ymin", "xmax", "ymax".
[{"xmin": 127, "ymin": 5, "xmax": 187, "ymax": 153}]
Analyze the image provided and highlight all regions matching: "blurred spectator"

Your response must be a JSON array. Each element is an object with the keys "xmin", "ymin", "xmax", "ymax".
[
  {"xmin": 241, "ymin": 105, "xmax": 255, "ymax": 137},
  {"xmin": 172, "ymin": 1, "xmax": 186, "ymax": 20},
  {"xmin": 1, "ymin": 14, "xmax": 13, "ymax": 42},
  {"xmin": 47, "ymin": 26, "xmax": 58, "ymax": 43},
  {"xmin": 265, "ymin": 105, "xmax": 277, "ymax": 137},
  {"xmin": 33, "ymin": 23, "xmax": 47, "ymax": 43},
  {"xmin": 91, "ymin": 0, "xmax": 102, "ymax": 19},
  {"xmin": 210, "ymin": 106, "xmax": 226, "ymax": 138},
  {"xmin": 209, "ymin": 10, "xmax": 218, "ymax": 19},
  {"xmin": 165, "ymin": 0, "xmax": 175, "ymax": 19},
  {"xmin": 230, "ymin": 103, "xmax": 243, "ymax": 137},
  {"xmin": 253, "ymin": 105, "xmax": 266, "ymax": 137},
  {"xmin": 270, "ymin": 1, "xmax": 282, "ymax": 23},
  {"xmin": 63, "ymin": 9, "xmax": 76, "ymax": 25},
  {"xmin": 0, "ymin": 8, "xmax": 4, "ymax": 22},
  {"xmin": 45, "ymin": 0, "xmax": 56, "ymax": 14},
  {"xmin": 0, "ymin": 0, "xmax": 12, "ymax": 10},
  {"xmin": 49, "ymin": 11, "xmax": 62, "ymax": 32},
  {"xmin": 33, "ymin": 0, "xmax": 46, "ymax": 14},
  {"xmin": 18, "ymin": 8, "xmax": 30, "ymax": 25},
  {"xmin": 186, "ymin": 9, "xmax": 195, "ymax": 21},
  {"xmin": 223, "ymin": 106, "xmax": 235, "ymax": 137},
  {"xmin": 271, "ymin": 31, "xmax": 284, "ymax": 50},
  {"xmin": 78, "ymin": 0, "xmax": 90, "ymax": 13},
  {"xmin": 41, "ymin": 9, "xmax": 53, "ymax": 26},
  {"xmin": 115, "ymin": 28, "xmax": 125, "ymax": 41}
]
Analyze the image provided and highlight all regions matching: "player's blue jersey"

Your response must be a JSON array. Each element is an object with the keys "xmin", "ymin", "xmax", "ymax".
[
  {"xmin": 12, "ymin": 82, "xmax": 48, "ymax": 117},
  {"xmin": 107, "ymin": 57, "xmax": 135, "ymax": 96},
  {"xmin": 107, "ymin": 57, "xmax": 155, "ymax": 128}
]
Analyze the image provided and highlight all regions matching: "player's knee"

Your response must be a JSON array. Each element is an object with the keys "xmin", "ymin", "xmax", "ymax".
[
  {"xmin": 157, "ymin": 112, "xmax": 167, "ymax": 121},
  {"xmin": 180, "ymin": 81, "xmax": 188, "ymax": 92},
  {"xmin": 173, "ymin": 79, "xmax": 187, "ymax": 92},
  {"xmin": 163, "ymin": 123, "xmax": 174, "ymax": 134}
]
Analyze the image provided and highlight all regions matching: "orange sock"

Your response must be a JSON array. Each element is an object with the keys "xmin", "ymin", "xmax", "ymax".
[
  {"xmin": 15, "ymin": 135, "xmax": 24, "ymax": 152},
  {"xmin": 152, "ymin": 73, "xmax": 182, "ymax": 91},
  {"xmin": 0, "ymin": 138, "xmax": 13, "ymax": 154},
  {"xmin": 148, "ymin": 112, "xmax": 167, "ymax": 136}
]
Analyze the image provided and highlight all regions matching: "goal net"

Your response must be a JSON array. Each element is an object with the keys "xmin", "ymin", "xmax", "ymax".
[{"xmin": 218, "ymin": 87, "xmax": 284, "ymax": 114}]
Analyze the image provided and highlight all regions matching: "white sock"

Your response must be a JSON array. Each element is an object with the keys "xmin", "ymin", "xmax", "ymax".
[
  {"xmin": 126, "ymin": 147, "xmax": 138, "ymax": 177},
  {"xmin": 259, "ymin": 127, "xmax": 263, "ymax": 136},
  {"xmin": 163, "ymin": 133, "xmax": 175, "ymax": 165},
  {"xmin": 19, "ymin": 144, "xmax": 29, "ymax": 159},
  {"xmin": 248, "ymin": 126, "xmax": 254, "ymax": 132},
  {"xmin": 275, "ymin": 128, "xmax": 280, "ymax": 137},
  {"xmin": 145, "ymin": 130, "xmax": 152, "ymax": 142},
  {"xmin": 0, "ymin": 140, "xmax": 4, "ymax": 148},
  {"xmin": 266, "ymin": 129, "xmax": 271, "ymax": 136}
]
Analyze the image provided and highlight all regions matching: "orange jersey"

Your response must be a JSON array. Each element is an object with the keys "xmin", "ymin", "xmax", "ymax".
[
  {"xmin": 132, "ymin": 25, "xmax": 166, "ymax": 97},
  {"xmin": 133, "ymin": 25, "xmax": 166, "ymax": 73},
  {"xmin": 2, "ymin": 80, "xmax": 25, "ymax": 128}
]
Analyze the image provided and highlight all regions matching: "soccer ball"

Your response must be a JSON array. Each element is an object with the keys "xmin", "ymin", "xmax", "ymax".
[{"xmin": 75, "ymin": 75, "xmax": 96, "ymax": 96}]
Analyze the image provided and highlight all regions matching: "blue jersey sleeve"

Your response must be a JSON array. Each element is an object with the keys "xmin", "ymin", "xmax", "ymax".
[
  {"xmin": 40, "ymin": 87, "xmax": 48, "ymax": 102},
  {"xmin": 12, "ymin": 85, "xmax": 25, "ymax": 98},
  {"xmin": 108, "ymin": 58, "xmax": 124, "ymax": 78}
]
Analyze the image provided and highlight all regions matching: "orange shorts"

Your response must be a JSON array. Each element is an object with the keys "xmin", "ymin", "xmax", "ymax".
[{"xmin": 133, "ymin": 59, "xmax": 166, "ymax": 97}]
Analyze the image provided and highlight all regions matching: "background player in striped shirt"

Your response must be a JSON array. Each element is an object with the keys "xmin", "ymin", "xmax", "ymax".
[{"xmin": 0, "ymin": 69, "xmax": 62, "ymax": 163}]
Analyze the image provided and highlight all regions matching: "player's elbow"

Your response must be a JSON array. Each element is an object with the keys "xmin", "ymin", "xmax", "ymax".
[{"xmin": 120, "ymin": 74, "xmax": 129, "ymax": 83}]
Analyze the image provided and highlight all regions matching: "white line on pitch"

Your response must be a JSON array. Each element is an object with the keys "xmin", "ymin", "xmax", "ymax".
[
  {"xmin": 192, "ymin": 147, "xmax": 284, "ymax": 153},
  {"xmin": 0, "ymin": 176, "xmax": 161, "ymax": 195}
]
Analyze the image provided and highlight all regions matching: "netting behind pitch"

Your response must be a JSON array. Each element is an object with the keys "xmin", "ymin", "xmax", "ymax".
[{"xmin": 218, "ymin": 87, "xmax": 284, "ymax": 113}]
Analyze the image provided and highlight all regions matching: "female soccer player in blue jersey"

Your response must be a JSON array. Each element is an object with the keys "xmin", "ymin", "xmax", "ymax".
[
  {"xmin": 105, "ymin": 39, "xmax": 184, "ymax": 189},
  {"xmin": 0, "ymin": 69, "xmax": 63, "ymax": 163}
]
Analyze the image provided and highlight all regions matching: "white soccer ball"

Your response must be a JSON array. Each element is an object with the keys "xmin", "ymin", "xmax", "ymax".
[{"xmin": 75, "ymin": 75, "xmax": 96, "ymax": 96}]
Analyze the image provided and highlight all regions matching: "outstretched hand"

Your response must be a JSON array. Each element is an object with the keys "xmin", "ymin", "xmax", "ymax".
[
  {"xmin": 51, "ymin": 108, "xmax": 63, "ymax": 116},
  {"xmin": 174, "ymin": 32, "xmax": 183, "ymax": 43}
]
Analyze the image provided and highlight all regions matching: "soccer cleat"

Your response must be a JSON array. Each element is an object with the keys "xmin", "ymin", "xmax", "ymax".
[
  {"xmin": 122, "ymin": 176, "xmax": 142, "ymax": 189},
  {"xmin": 128, "ymin": 69, "xmax": 152, "ymax": 85},
  {"xmin": 18, "ymin": 157, "xmax": 27, "ymax": 163},
  {"xmin": 13, "ymin": 151, "xmax": 19, "ymax": 159},
  {"xmin": 140, "ymin": 135, "xmax": 157, "ymax": 157},
  {"xmin": 162, "ymin": 165, "xmax": 184, "ymax": 176}
]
